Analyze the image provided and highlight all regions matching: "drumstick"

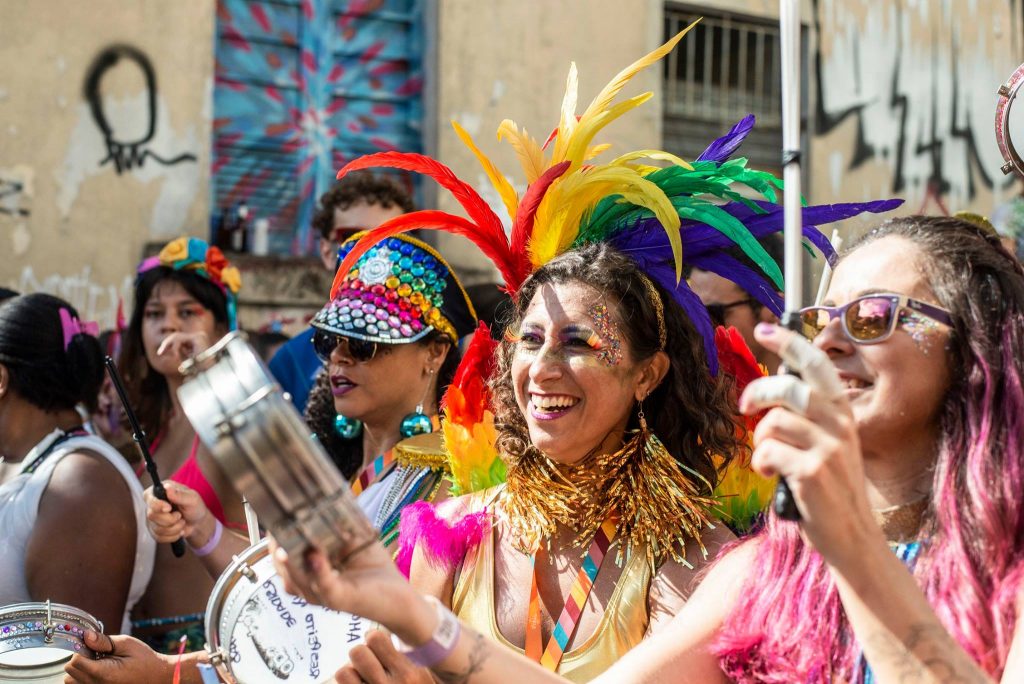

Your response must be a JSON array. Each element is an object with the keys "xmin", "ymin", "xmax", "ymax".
[
  {"xmin": 103, "ymin": 356, "xmax": 187, "ymax": 558},
  {"xmin": 813, "ymin": 230, "xmax": 843, "ymax": 306},
  {"xmin": 243, "ymin": 497, "xmax": 260, "ymax": 547}
]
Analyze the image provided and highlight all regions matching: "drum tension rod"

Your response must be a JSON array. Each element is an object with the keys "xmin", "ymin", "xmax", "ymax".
[{"xmin": 43, "ymin": 599, "xmax": 55, "ymax": 643}]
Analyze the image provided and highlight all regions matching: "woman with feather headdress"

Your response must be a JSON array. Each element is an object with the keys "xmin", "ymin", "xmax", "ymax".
[{"xmin": 272, "ymin": 24, "xmax": 900, "ymax": 684}]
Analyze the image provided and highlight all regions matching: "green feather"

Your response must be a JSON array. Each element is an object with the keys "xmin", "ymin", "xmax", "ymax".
[{"xmin": 676, "ymin": 202, "xmax": 784, "ymax": 289}]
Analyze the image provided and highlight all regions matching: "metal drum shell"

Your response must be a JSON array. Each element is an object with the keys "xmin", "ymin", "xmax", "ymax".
[
  {"xmin": 177, "ymin": 332, "xmax": 375, "ymax": 564},
  {"xmin": 0, "ymin": 602, "xmax": 102, "ymax": 683}
]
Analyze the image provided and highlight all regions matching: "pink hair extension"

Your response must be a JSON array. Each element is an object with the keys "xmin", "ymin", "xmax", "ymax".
[{"xmin": 394, "ymin": 501, "xmax": 490, "ymax": 578}]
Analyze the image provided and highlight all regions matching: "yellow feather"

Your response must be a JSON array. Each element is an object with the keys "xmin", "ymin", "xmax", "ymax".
[
  {"xmin": 497, "ymin": 119, "xmax": 546, "ymax": 184},
  {"xmin": 527, "ymin": 166, "xmax": 682, "ymax": 277},
  {"xmin": 578, "ymin": 20, "xmax": 699, "ymax": 125},
  {"xmin": 452, "ymin": 120, "xmax": 519, "ymax": 220},
  {"xmin": 583, "ymin": 143, "xmax": 612, "ymax": 161},
  {"xmin": 552, "ymin": 62, "xmax": 579, "ymax": 164},
  {"xmin": 608, "ymin": 149, "xmax": 693, "ymax": 171},
  {"xmin": 562, "ymin": 92, "xmax": 653, "ymax": 170}
]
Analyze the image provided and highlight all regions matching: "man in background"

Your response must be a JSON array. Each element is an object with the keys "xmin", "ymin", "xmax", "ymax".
[
  {"xmin": 270, "ymin": 173, "xmax": 414, "ymax": 411},
  {"xmin": 688, "ymin": 234, "xmax": 783, "ymax": 375}
]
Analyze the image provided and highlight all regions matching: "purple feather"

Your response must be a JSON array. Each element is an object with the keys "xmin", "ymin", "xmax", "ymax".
[
  {"xmin": 697, "ymin": 114, "xmax": 757, "ymax": 163},
  {"xmin": 688, "ymin": 252, "xmax": 785, "ymax": 316},
  {"xmin": 640, "ymin": 258, "xmax": 720, "ymax": 376}
]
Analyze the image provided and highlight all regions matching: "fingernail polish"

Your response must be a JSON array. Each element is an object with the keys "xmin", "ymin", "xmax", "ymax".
[{"xmin": 756, "ymin": 323, "xmax": 775, "ymax": 336}]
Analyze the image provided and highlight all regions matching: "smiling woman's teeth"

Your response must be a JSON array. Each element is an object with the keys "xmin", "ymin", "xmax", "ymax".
[
  {"xmin": 532, "ymin": 394, "xmax": 578, "ymax": 410},
  {"xmin": 843, "ymin": 378, "xmax": 870, "ymax": 390}
]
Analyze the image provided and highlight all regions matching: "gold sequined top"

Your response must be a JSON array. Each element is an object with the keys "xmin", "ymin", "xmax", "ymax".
[{"xmin": 449, "ymin": 487, "xmax": 653, "ymax": 683}]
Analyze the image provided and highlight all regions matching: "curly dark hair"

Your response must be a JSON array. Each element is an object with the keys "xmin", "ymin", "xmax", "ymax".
[
  {"xmin": 304, "ymin": 330, "xmax": 462, "ymax": 479},
  {"xmin": 312, "ymin": 172, "xmax": 415, "ymax": 240},
  {"xmin": 489, "ymin": 244, "xmax": 744, "ymax": 491}
]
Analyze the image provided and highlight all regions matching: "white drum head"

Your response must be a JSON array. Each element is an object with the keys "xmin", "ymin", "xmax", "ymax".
[
  {"xmin": 0, "ymin": 648, "xmax": 71, "ymax": 667},
  {"xmin": 208, "ymin": 542, "xmax": 375, "ymax": 683}
]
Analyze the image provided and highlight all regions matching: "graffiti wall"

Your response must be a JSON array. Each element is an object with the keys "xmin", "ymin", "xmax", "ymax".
[
  {"xmin": 810, "ymin": 0, "xmax": 1024, "ymax": 214},
  {"xmin": 0, "ymin": 1, "xmax": 214, "ymax": 327}
]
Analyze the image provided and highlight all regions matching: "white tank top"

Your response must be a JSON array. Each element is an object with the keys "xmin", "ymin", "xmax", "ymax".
[{"xmin": 0, "ymin": 429, "xmax": 156, "ymax": 633}]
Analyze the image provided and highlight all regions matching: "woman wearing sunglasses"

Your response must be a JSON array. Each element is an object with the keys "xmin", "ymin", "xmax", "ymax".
[
  {"xmin": 269, "ymin": 214, "xmax": 1024, "ymax": 683},
  {"xmin": 146, "ymin": 231, "xmax": 477, "ymax": 575},
  {"xmin": 303, "ymin": 231, "xmax": 477, "ymax": 543}
]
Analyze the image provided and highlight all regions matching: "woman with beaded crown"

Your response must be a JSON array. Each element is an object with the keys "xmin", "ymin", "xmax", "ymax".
[
  {"xmin": 145, "ymin": 231, "xmax": 478, "ymax": 565},
  {"xmin": 274, "ymin": 23, "xmax": 900, "ymax": 683}
]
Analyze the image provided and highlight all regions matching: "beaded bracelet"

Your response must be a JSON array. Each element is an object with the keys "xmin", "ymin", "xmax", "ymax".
[{"xmin": 188, "ymin": 519, "xmax": 223, "ymax": 557}]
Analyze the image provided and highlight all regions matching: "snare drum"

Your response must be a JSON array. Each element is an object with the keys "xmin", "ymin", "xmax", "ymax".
[
  {"xmin": 177, "ymin": 331, "xmax": 376, "ymax": 565},
  {"xmin": 0, "ymin": 601, "xmax": 102, "ymax": 683},
  {"xmin": 206, "ymin": 540, "xmax": 375, "ymax": 684}
]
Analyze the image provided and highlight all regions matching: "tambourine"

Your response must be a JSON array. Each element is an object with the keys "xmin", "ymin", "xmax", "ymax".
[
  {"xmin": 996, "ymin": 62, "xmax": 1024, "ymax": 178},
  {"xmin": 177, "ymin": 331, "xmax": 376, "ymax": 565},
  {"xmin": 205, "ymin": 540, "xmax": 375, "ymax": 683},
  {"xmin": 0, "ymin": 601, "xmax": 102, "ymax": 682}
]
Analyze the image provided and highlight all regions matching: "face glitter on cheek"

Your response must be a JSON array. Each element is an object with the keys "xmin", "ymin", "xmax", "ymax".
[
  {"xmin": 899, "ymin": 309, "xmax": 942, "ymax": 353},
  {"xmin": 588, "ymin": 303, "xmax": 622, "ymax": 366}
]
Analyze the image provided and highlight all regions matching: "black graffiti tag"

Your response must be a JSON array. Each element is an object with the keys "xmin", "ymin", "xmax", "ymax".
[{"xmin": 83, "ymin": 44, "xmax": 197, "ymax": 174}]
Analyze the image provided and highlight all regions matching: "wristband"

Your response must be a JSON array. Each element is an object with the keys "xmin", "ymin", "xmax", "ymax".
[
  {"xmin": 188, "ymin": 518, "xmax": 223, "ymax": 557},
  {"xmin": 395, "ymin": 596, "xmax": 461, "ymax": 668}
]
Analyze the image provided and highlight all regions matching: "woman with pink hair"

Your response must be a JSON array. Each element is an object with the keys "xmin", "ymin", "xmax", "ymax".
[{"xmin": 264, "ymin": 214, "xmax": 1024, "ymax": 683}]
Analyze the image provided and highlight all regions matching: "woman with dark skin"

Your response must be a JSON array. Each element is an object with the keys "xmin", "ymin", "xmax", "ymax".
[{"xmin": 0, "ymin": 294, "xmax": 153, "ymax": 634}]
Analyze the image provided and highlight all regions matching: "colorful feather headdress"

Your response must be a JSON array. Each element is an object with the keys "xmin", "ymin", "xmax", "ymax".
[{"xmin": 332, "ymin": 23, "xmax": 902, "ymax": 500}]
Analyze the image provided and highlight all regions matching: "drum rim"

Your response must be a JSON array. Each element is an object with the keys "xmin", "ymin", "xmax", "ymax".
[{"xmin": 204, "ymin": 538, "xmax": 270, "ymax": 660}]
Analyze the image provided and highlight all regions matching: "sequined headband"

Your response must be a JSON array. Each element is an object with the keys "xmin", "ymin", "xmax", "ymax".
[{"xmin": 638, "ymin": 273, "xmax": 667, "ymax": 351}]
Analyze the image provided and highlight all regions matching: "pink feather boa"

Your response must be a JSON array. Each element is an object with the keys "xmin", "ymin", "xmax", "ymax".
[{"xmin": 394, "ymin": 501, "xmax": 490, "ymax": 578}]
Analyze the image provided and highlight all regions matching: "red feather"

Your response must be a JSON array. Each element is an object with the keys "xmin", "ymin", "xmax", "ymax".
[
  {"xmin": 508, "ymin": 161, "xmax": 571, "ymax": 288},
  {"xmin": 443, "ymin": 323, "xmax": 497, "ymax": 426},
  {"xmin": 331, "ymin": 212, "xmax": 516, "ymax": 299},
  {"xmin": 715, "ymin": 326, "xmax": 767, "ymax": 430},
  {"xmin": 337, "ymin": 154, "xmax": 516, "ymax": 280}
]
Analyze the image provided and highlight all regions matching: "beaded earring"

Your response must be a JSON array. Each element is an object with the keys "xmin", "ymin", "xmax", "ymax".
[
  {"xmin": 334, "ymin": 414, "xmax": 363, "ymax": 440},
  {"xmin": 400, "ymin": 369, "xmax": 435, "ymax": 438}
]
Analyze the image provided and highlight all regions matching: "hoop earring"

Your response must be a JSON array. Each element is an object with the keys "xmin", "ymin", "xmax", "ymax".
[
  {"xmin": 334, "ymin": 414, "xmax": 363, "ymax": 440},
  {"xmin": 400, "ymin": 368, "xmax": 435, "ymax": 438}
]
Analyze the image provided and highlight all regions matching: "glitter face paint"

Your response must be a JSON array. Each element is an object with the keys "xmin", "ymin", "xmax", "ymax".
[
  {"xmin": 899, "ymin": 309, "xmax": 943, "ymax": 353},
  {"xmin": 506, "ymin": 324, "xmax": 616, "ymax": 367},
  {"xmin": 588, "ymin": 303, "xmax": 623, "ymax": 366}
]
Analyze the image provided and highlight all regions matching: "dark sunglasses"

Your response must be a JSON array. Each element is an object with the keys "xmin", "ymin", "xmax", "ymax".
[
  {"xmin": 799, "ymin": 294, "xmax": 952, "ymax": 344},
  {"xmin": 705, "ymin": 298, "xmax": 756, "ymax": 327},
  {"xmin": 312, "ymin": 329, "xmax": 379, "ymax": 363}
]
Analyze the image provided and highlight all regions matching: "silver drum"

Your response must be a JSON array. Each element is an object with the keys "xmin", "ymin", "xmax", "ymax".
[
  {"xmin": 0, "ymin": 601, "xmax": 102, "ymax": 683},
  {"xmin": 177, "ymin": 331, "xmax": 376, "ymax": 565}
]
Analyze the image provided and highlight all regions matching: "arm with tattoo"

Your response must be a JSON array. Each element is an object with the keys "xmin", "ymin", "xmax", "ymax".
[{"xmin": 832, "ymin": 538, "xmax": 1001, "ymax": 684}]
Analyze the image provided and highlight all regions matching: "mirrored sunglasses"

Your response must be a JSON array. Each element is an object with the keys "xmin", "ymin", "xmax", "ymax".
[{"xmin": 799, "ymin": 294, "xmax": 952, "ymax": 344}]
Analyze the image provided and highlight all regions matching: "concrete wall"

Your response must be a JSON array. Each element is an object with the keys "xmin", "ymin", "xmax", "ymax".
[
  {"xmin": 0, "ymin": 0, "xmax": 214, "ymax": 327},
  {"xmin": 4, "ymin": 0, "xmax": 1022, "ymax": 326},
  {"xmin": 807, "ymin": 0, "xmax": 1024, "ymax": 237},
  {"xmin": 431, "ymin": 0, "xmax": 664, "ymax": 283}
]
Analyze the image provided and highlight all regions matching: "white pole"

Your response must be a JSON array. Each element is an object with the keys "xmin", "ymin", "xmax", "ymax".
[{"xmin": 780, "ymin": 0, "xmax": 803, "ymax": 314}]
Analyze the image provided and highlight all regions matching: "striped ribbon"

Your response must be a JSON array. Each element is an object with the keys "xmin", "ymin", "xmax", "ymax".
[
  {"xmin": 350, "ymin": 450, "xmax": 396, "ymax": 496},
  {"xmin": 525, "ymin": 514, "xmax": 619, "ymax": 671}
]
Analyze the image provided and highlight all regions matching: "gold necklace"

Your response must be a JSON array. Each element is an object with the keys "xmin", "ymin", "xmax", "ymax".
[{"xmin": 872, "ymin": 496, "xmax": 929, "ymax": 544}]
